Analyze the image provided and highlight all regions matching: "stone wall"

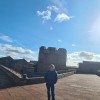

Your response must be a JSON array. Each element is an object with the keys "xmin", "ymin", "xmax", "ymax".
[
  {"xmin": 12, "ymin": 59, "xmax": 34, "ymax": 75},
  {"xmin": 37, "ymin": 46, "xmax": 67, "ymax": 72},
  {"xmin": 0, "ymin": 64, "xmax": 24, "ymax": 88},
  {"xmin": 0, "ymin": 56, "xmax": 14, "ymax": 68},
  {"xmin": 0, "ymin": 68, "xmax": 12, "ymax": 89},
  {"xmin": 77, "ymin": 61, "xmax": 100, "ymax": 74},
  {"xmin": 0, "ymin": 56, "xmax": 34, "ymax": 76}
]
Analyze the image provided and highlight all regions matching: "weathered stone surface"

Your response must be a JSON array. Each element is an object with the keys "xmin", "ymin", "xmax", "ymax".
[
  {"xmin": 0, "ymin": 64, "xmax": 24, "ymax": 88},
  {"xmin": 37, "ymin": 46, "xmax": 67, "ymax": 72},
  {"xmin": 0, "ymin": 68, "xmax": 12, "ymax": 89},
  {"xmin": 13, "ymin": 59, "xmax": 34, "ymax": 76},
  {"xmin": 0, "ymin": 74, "xmax": 100, "ymax": 100},
  {"xmin": 78, "ymin": 61, "xmax": 100, "ymax": 74},
  {"xmin": 0, "ymin": 56, "xmax": 34, "ymax": 77},
  {"xmin": 0, "ymin": 56, "xmax": 14, "ymax": 68}
]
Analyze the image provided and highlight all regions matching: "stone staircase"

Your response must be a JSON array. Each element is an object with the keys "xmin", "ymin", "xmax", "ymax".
[{"xmin": 0, "ymin": 64, "xmax": 24, "ymax": 89}]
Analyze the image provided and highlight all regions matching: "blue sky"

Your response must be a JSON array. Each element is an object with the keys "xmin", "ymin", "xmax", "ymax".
[{"xmin": 0, "ymin": 0, "xmax": 100, "ymax": 66}]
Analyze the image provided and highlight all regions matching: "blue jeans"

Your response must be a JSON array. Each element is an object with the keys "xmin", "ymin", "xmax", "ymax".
[{"xmin": 46, "ymin": 83, "xmax": 55, "ymax": 100}]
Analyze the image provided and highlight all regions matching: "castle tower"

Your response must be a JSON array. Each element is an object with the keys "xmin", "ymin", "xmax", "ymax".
[{"xmin": 37, "ymin": 46, "xmax": 67, "ymax": 72}]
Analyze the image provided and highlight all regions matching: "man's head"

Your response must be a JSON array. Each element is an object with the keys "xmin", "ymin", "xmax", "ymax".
[{"xmin": 49, "ymin": 64, "xmax": 55, "ymax": 71}]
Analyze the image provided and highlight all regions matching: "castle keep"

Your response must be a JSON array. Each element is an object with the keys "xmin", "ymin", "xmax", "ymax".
[{"xmin": 37, "ymin": 46, "xmax": 67, "ymax": 72}]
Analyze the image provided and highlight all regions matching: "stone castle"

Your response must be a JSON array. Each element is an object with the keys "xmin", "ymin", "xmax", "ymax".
[
  {"xmin": 0, "ymin": 46, "xmax": 68, "ymax": 88},
  {"xmin": 37, "ymin": 46, "xmax": 67, "ymax": 72},
  {"xmin": 0, "ymin": 46, "xmax": 67, "ymax": 74}
]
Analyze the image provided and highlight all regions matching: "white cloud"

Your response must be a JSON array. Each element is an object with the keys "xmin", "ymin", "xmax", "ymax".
[
  {"xmin": 57, "ymin": 39, "xmax": 62, "ymax": 43},
  {"xmin": 37, "ymin": 10, "xmax": 51, "ymax": 21},
  {"xmin": 55, "ymin": 13, "xmax": 72, "ymax": 22},
  {"xmin": 67, "ymin": 51, "xmax": 100, "ymax": 67},
  {"xmin": 0, "ymin": 33, "xmax": 26, "ymax": 48},
  {"xmin": 5, "ymin": 51, "xmax": 38, "ymax": 62},
  {"xmin": 0, "ymin": 35, "xmax": 13, "ymax": 42},
  {"xmin": 67, "ymin": 57, "xmax": 78, "ymax": 67},
  {"xmin": 37, "ymin": 5, "xmax": 59, "ymax": 22},
  {"xmin": 47, "ymin": 5, "xmax": 59, "ymax": 12},
  {"xmin": 79, "ymin": 51, "xmax": 94, "ymax": 60},
  {"xmin": 67, "ymin": 52, "xmax": 80, "ymax": 67},
  {"xmin": 0, "ymin": 44, "xmax": 39, "ymax": 61},
  {"xmin": 50, "ymin": 0, "xmax": 68, "ymax": 13},
  {"xmin": 5, "ymin": 52, "xmax": 19, "ymax": 59},
  {"xmin": 37, "ymin": 4, "xmax": 73, "ymax": 23},
  {"xmin": 0, "ymin": 44, "xmax": 33, "ymax": 54}
]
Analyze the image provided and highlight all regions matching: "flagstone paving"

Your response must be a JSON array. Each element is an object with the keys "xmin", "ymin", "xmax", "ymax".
[{"xmin": 0, "ymin": 74, "xmax": 100, "ymax": 100}]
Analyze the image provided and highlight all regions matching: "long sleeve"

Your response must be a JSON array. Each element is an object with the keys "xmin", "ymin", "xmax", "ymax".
[
  {"xmin": 44, "ymin": 72, "xmax": 47, "ymax": 82},
  {"xmin": 54, "ymin": 72, "xmax": 58, "ymax": 84}
]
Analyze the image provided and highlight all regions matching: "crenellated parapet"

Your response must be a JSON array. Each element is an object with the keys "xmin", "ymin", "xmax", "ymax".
[{"xmin": 39, "ymin": 46, "xmax": 66, "ymax": 54}]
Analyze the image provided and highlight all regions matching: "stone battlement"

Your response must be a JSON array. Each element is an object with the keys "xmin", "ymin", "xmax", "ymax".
[{"xmin": 39, "ymin": 46, "xmax": 66, "ymax": 54}]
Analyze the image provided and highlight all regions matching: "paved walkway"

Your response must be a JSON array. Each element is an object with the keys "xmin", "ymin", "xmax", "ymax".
[{"xmin": 0, "ymin": 74, "xmax": 100, "ymax": 100}]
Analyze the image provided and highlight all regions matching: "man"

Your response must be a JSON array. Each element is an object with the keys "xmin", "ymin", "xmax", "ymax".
[{"xmin": 44, "ymin": 64, "xmax": 58, "ymax": 100}]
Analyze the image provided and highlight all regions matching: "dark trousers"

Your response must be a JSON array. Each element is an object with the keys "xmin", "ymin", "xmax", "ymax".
[{"xmin": 46, "ymin": 83, "xmax": 55, "ymax": 100}]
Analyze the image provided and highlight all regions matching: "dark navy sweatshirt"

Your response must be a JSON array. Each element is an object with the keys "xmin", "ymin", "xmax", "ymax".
[{"xmin": 44, "ymin": 70, "xmax": 58, "ymax": 85}]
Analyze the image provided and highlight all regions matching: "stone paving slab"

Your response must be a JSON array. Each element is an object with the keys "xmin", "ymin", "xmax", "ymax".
[{"xmin": 0, "ymin": 74, "xmax": 100, "ymax": 100}]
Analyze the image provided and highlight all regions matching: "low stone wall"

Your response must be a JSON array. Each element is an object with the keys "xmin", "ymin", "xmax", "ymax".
[
  {"xmin": 58, "ymin": 71, "xmax": 75, "ymax": 79},
  {"xmin": 24, "ymin": 71, "xmax": 75, "ymax": 85},
  {"xmin": 57, "ymin": 69, "xmax": 76, "ymax": 74},
  {"xmin": 0, "ymin": 64, "xmax": 75, "ymax": 88},
  {"xmin": 97, "ymin": 72, "xmax": 100, "ymax": 77}
]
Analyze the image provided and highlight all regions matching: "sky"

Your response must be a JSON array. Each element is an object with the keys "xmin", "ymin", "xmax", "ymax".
[{"xmin": 0, "ymin": 0, "xmax": 100, "ymax": 66}]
